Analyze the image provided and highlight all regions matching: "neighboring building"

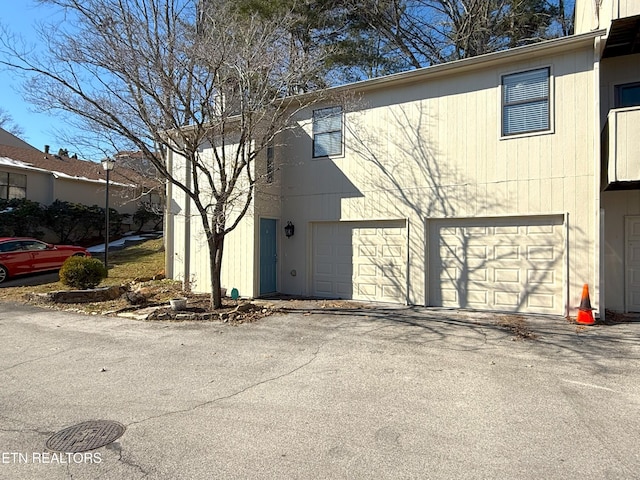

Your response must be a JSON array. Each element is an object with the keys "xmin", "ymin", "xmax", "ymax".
[
  {"xmin": 0, "ymin": 143, "xmax": 162, "ymax": 222},
  {"xmin": 0, "ymin": 128, "xmax": 37, "ymax": 150},
  {"xmin": 167, "ymin": 0, "xmax": 640, "ymax": 318}
]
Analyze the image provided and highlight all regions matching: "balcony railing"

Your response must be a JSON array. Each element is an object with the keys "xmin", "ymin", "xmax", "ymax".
[{"xmin": 602, "ymin": 106, "xmax": 640, "ymax": 187}]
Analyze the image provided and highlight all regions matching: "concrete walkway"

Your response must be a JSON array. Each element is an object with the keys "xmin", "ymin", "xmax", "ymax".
[{"xmin": 1, "ymin": 301, "xmax": 639, "ymax": 479}]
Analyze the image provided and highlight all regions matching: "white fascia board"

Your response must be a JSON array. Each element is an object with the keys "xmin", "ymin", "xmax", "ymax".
[
  {"xmin": 0, "ymin": 157, "xmax": 134, "ymax": 188},
  {"xmin": 51, "ymin": 171, "xmax": 135, "ymax": 188}
]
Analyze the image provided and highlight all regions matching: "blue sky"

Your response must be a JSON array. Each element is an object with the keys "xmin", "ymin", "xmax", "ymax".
[{"xmin": 0, "ymin": 1, "xmax": 65, "ymax": 153}]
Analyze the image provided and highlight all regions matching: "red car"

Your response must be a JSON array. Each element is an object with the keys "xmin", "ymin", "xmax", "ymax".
[{"xmin": 0, "ymin": 237, "xmax": 91, "ymax": 284}]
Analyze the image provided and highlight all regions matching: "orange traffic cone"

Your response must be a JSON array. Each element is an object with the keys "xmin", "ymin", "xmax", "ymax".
[{"xmin": 576, "ymin": 284, "xmax": 595, "ymax": 325}]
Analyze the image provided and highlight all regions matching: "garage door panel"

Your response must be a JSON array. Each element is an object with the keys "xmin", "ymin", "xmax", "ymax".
[
  {"xmin": 469, "ymin": 268, "xmax": 488, "ymax": 282},
  {"xmin": 382, "ymin": 245, "xmax": 402, "ymax": 258},
  {"xmin": 313, "ymin": 221, "xmax": 406, "ymax": 303},
  {"xmin": 315, "ymin": 281, "xmax": 333, "ymax": 295},
  {"xmin": 495, "ymin": 268, "xmax": 519, "ymax": 283},
  {"xmin": 527, "ymin": 224, "xmax": 555, "ymax": 234},
  {"xmin": 382, "ymin": 285, "xmax": 402, "ymax": 298},
  {"xmin": 527, "ymin": 294, "xmax": 555, "ymax": 308},
  {"xmin": 357, "ymin": 264, "xmax": 377, "ymax": 277},
  {"xmin": 494, "ymin": 291, "xmax": 520, "ymax": 308},
  {"xmin": 359, "ymin": 245, "xmax": 377, "ymax": 257},
  {"xmin": 430, "ymin": 216, "xmax": 564, "ymax": 314},
  {"xmin": 358, "ymin": 283, "xmax": 377, "ymax": 296},
  {"xmin": 466, "ymin": 226, "xmax": 489, "ymax": 235},
  {"xmin": 528, "ymin": 269, "xmax": 555, "ymax": 284},
  {"xmin": 334, "ymin": 265, "xmax": 350, "ymax": 277},
  {"xmin": 336, "ymin": 282, "xmax": 352, "ymax": 296},
  {"xmin": 495, "ymin": 245, "xmax": 520, "ymax": 259},
  {"xmin": 382, "ymin": 266, "xmax": 404, "ymax": 279},
  {"xmin": 467, "ymin": 291, "xmax": 489, "ymax": 305},
  {"xmin": 527, "ymin": 245, "xmax": 555, "ymax": 260},
  {"xmin": 495, "ymin": 226, "xmax": 519, "ymax": 235},
  {"xmin": 467, "ymin": 246, "xmax": 488, "ymax": 259},
  {"xmin": 316, "ymin": 263, "xmax": 333, "ymax": 275}
]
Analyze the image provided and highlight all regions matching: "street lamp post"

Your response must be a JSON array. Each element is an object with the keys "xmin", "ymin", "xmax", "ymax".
[{"xmin": 101, "ymin": 157, "xmax": 115, "ymax": 270}]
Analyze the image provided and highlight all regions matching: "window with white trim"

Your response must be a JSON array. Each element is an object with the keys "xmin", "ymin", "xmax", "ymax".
[
  {"xmin": 502, "ymin": 67, "xmax": 550, "ymax": 136},
  {"xmin": 0, "ymin": 171, "xmax": 27, "ymax": 199},
  {"xmin": 313, "ymin": 106, "xmax": 343, "ymax": 157}
]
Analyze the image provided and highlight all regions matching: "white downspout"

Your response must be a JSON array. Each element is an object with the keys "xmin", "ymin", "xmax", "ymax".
[
  {"xmin": 165, "ymin": 149, "xmax": 174, "ymax": 279},
  {"xmin": 593, "ymin": 35, "xmax": 604, "ymax": 320},
  {"xmin": 183, "ymin": 154, "xmax": 191, "ymax": 291}
]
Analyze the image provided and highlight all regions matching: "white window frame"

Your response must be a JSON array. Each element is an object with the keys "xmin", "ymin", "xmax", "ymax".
[
  {"xmin": 501, "ymin": 67, "xmax": 553, "ymax": 138},
  {"xmin": 312, "ymin": 106, "xmax": 343, "ymax": 158}
]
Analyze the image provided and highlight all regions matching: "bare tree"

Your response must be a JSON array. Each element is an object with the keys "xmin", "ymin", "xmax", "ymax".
[
  {"xmin": 0, "ymin": 0, "xmax": 331, "ymax": 308},
  {"xmin": 0, "ymin": 107, "xmax": 25, "ymax": 137}
]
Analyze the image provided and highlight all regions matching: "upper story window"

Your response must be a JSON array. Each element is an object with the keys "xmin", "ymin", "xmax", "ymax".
[
  {"xmin": 0, "ymin": 171, "xmax": 27, "ymax": 200},
  {"xmin": 502, "ymin": 67, "xmax": 550, "ymax": 137},
  {"xmin": 615, "ymin": 82, "xmax": 640, "ymax": 108},
  {"xmin": 313, "ymin": 106, "xmax": 343, "ymax": 157}
]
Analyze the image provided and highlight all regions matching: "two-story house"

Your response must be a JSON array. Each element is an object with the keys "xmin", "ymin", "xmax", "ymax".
[{"xmin": 167, "ymin": 0, "xmax": 640, "ymax": 319}]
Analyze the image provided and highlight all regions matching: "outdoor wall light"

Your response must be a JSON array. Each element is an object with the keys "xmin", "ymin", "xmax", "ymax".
[{"xmin": 284, "ymin": 221, "xmax": 295, "ymax": 238}]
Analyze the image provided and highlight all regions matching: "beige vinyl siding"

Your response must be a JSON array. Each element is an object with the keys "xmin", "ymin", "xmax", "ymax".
[
  {"xmin": 169, "ymin": 142, "xmax": 272, "ymax": 298},
  {"xmin": 167, "ymin": 152, "xmax": 189, "ymax": 286},
  {"xmin": 575, "ymin": 0, "xmax": 640, "ymax": 34},
  {"xmin": 599, "ymin": 0, "xmax": 640, "ymax": 30},
  {"xmin": 280, "ymin": 43, "xmax": 597, "ymax": 312},
  {"xmin": 53, "ymin": 177, "xmax": 138, "ymax": 215},
  {"xmin": 602, "ymin": 190, "xmax": 640, "ymax": 311},
  {"xmin": 599, "ymin": 53, "xmax": 640, "ymax": 312},
  {"xmin": 617, "ymin": 0, "xmax": 640, "ymax": 18}
]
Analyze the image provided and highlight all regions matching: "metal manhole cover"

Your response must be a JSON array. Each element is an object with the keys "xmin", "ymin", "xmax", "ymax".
[{"xmin": 46, "ymin": 420, "xmax": 126, "ymax": 453}]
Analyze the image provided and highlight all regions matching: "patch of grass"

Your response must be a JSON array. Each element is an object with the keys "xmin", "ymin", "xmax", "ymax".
[{"xmin": 101, "ymin": 238, "xmax": 166, "ymax": 285}]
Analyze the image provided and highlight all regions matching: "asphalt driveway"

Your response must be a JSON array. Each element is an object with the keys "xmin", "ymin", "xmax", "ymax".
[{"xmin": 1, "ymin": 301, "xmax": 639, "ymax": 479}]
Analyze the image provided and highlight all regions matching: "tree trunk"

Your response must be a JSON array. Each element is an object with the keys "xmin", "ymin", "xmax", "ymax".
[{"xmin": 208, "ymin": 232, "xmax": 225, "ymax": 309}]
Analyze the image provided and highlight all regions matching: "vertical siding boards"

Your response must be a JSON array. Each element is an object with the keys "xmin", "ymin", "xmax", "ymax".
[
  {"xmin": 603, "ymin": 190, "xmax": 640, "ymax": 311},
  {"xmin": 278, "ymin": 41, "xmax": 598, "ymax": 310},
  {"xmin": 168, "ymin": 141, "xmax": 261, "ymax": 297},
  {"xmin": 600, "ymin": 52, "xmax": 640, "ymax": 312}
]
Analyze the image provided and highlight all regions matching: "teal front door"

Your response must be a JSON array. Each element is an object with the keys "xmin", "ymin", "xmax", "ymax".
[{"xmin": 260, "ymin": 218, "xmax": 277, "ymax": 295}]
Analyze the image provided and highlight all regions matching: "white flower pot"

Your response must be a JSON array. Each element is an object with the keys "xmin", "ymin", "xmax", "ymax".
[{"xmin": 170, "ymin": 297, "xmax": 187, "ymax": 311}]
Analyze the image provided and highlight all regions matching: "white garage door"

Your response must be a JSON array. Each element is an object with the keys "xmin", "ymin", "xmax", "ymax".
[
  {"xmin": 312, "ymin": 221, "xmax": 406, "ymax": 303},
  {"xmin": 429, "ymin": 216, "xmax": 565, "ymax": 314}
]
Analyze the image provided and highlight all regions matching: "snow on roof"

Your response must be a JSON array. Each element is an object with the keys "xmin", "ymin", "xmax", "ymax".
[{"xmin": 0, "ymin": 156, "xmax": 134, "ymax": 187}]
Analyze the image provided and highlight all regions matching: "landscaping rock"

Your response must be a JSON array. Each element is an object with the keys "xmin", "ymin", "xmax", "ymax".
[
  {"xmin": 26, "ymin": 286, "xmax": 125, "ymax": 304},
  {"xmin": 124, "ymin": 286, "xmax": 154, "ymax": 305}
]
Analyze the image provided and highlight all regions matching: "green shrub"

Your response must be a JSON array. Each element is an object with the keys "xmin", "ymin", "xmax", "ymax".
[
  {"xmin": 0, "ymin": 199, "xmax": 45, "ymax": 238},
  {"xmin": 59, "ymin": 256, "xmax": 108, "ymax": 289}
]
